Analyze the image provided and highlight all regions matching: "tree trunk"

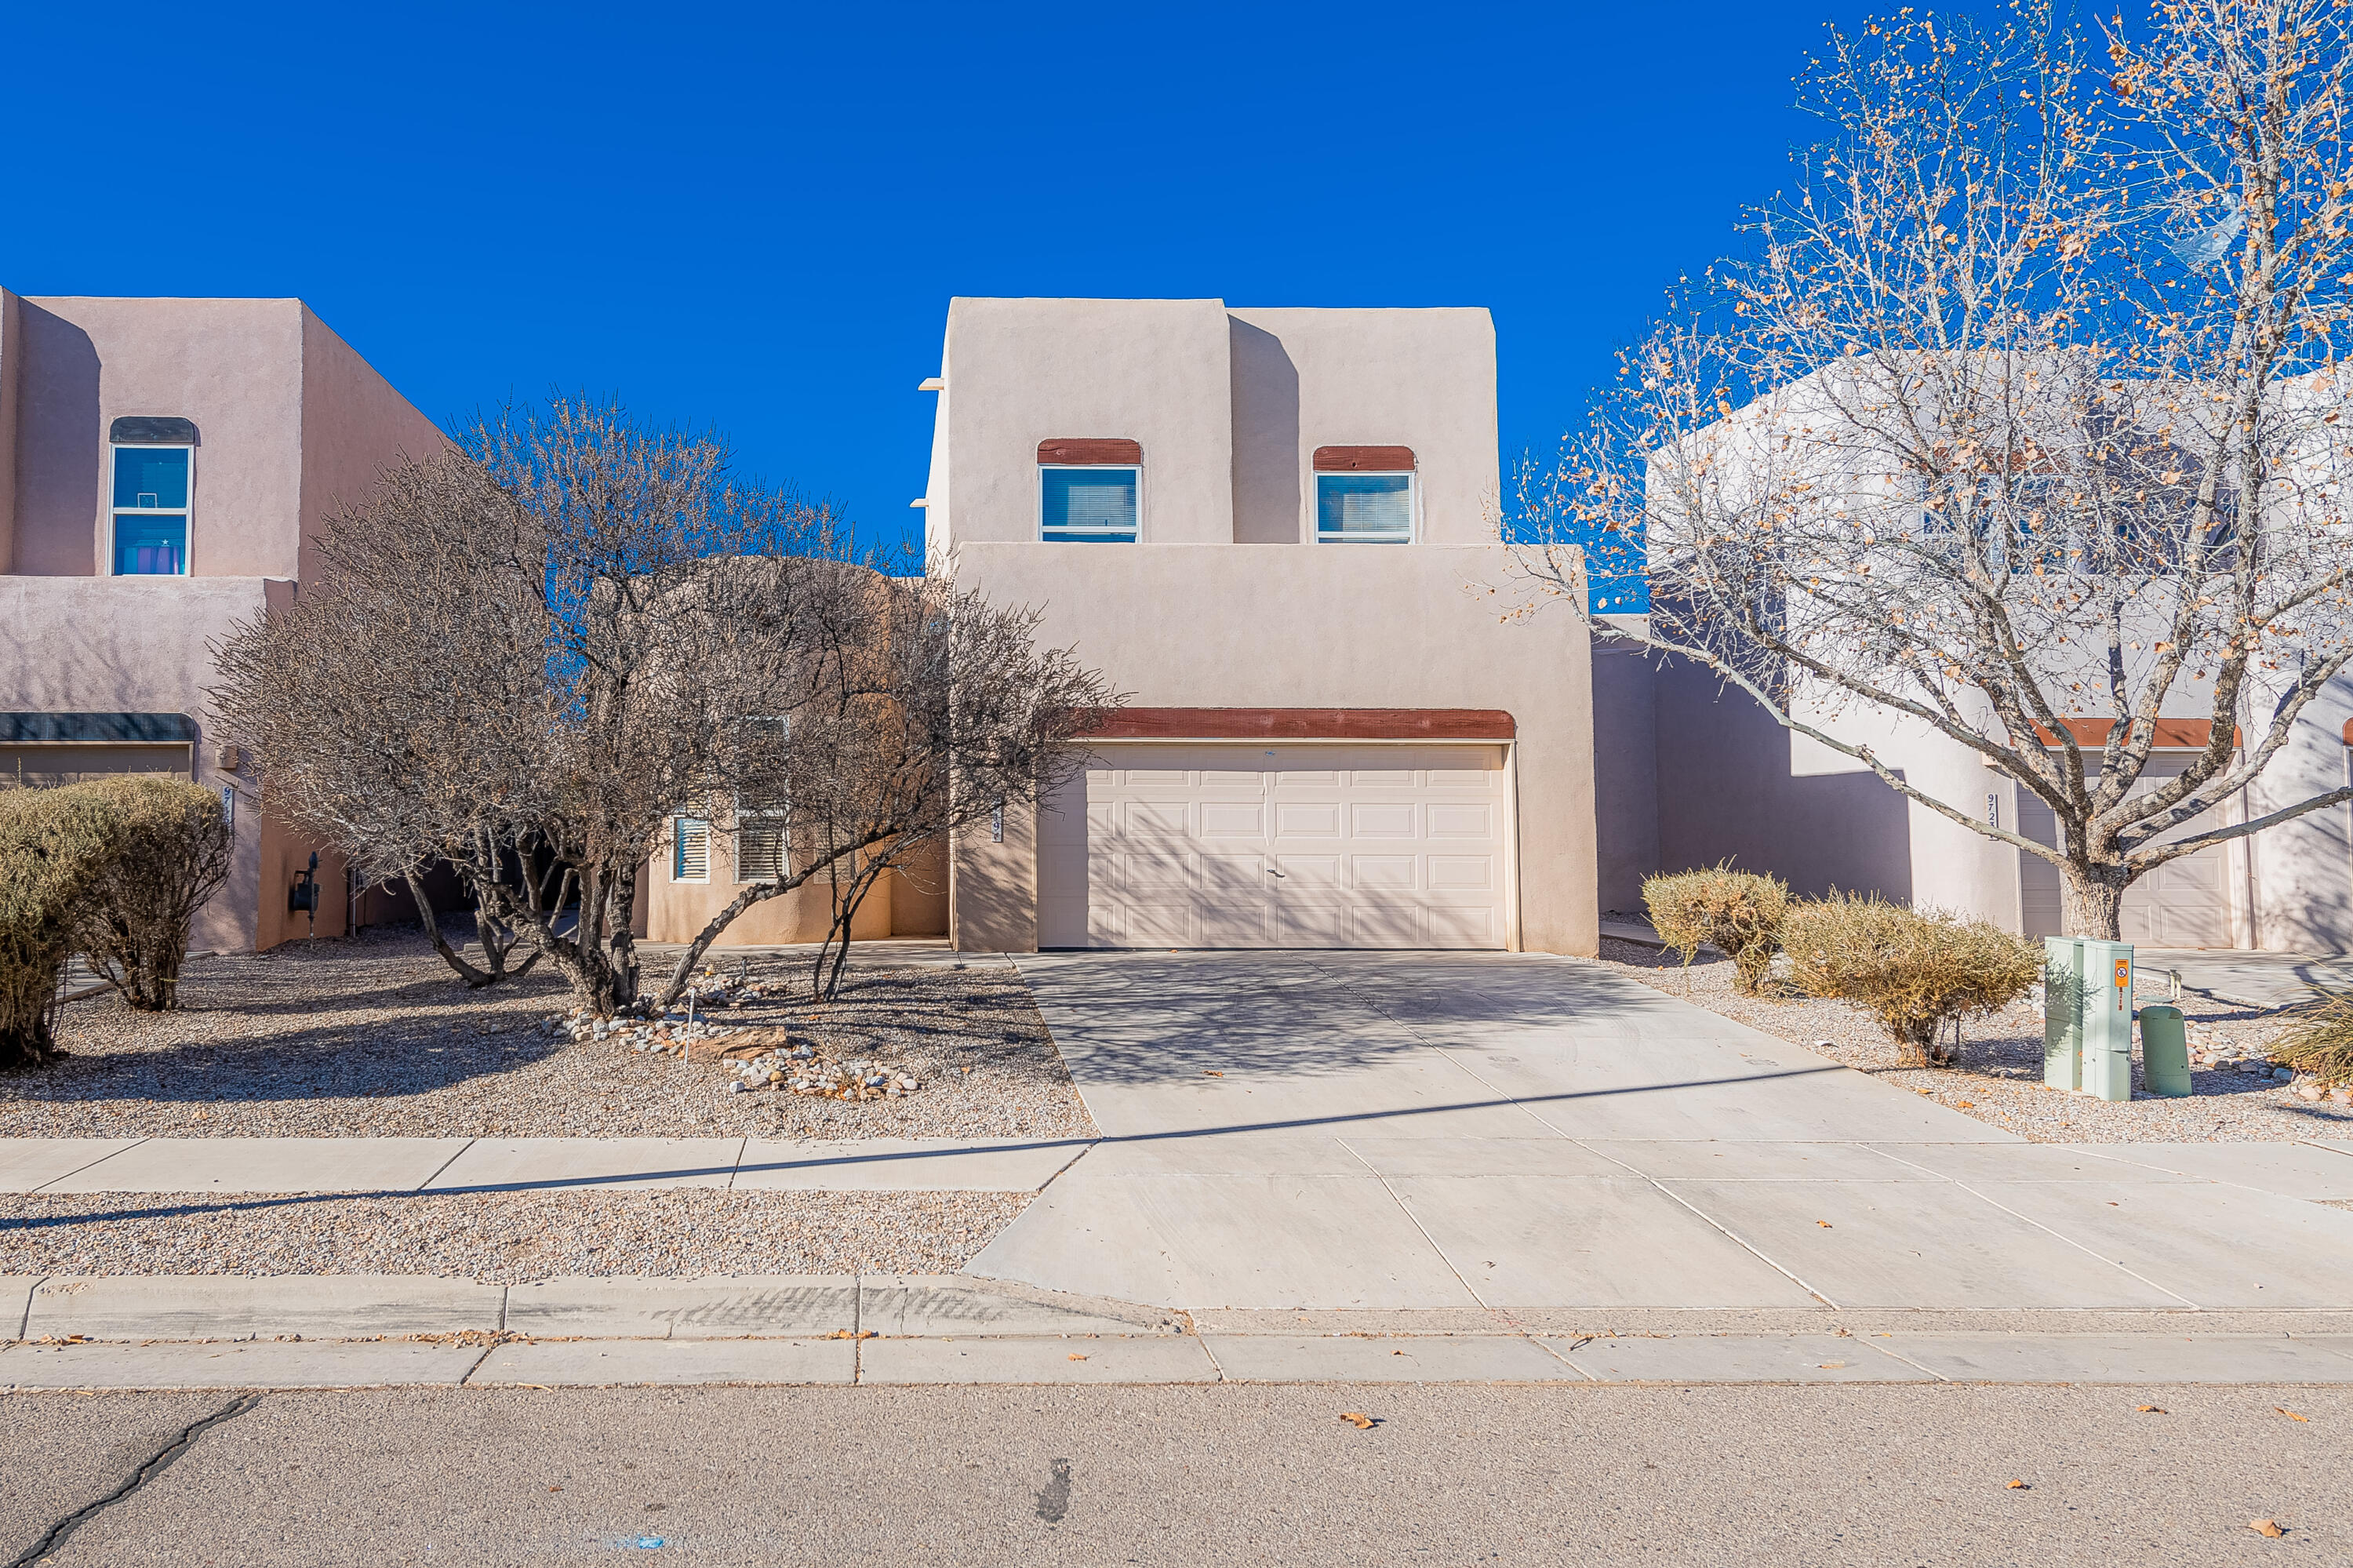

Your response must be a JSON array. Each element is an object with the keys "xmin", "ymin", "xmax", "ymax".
[{"xmin": 2059, "ymin": 863, "xmax": 2129, "ymax": 940}]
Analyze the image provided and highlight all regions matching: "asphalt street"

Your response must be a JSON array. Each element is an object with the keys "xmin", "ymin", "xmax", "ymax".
[{"xmin": 4, "ymin": 1382, "xmax": 2347, "ymax": 1566}]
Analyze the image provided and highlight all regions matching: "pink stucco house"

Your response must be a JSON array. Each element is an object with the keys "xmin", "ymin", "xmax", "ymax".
[
  {"xmin": 638, "ymin": 297, "xmax": 1602, "ymax": 956},
  {"xmin": 0, "ymin": 287, "xmax": 440, "ymax": 953}
]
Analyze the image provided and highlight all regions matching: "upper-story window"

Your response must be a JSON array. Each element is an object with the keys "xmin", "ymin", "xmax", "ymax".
[
  {"xmin": 1314, "ymin": 446, "xmax": 1417, "ymax": 544},
  {"xmin": 1038, "ymin": 438, "xmax": 1142, "ymax": 543},
  {"xmin": 111, "ymin": 422, "xmax": 197, "ymax": 575}
]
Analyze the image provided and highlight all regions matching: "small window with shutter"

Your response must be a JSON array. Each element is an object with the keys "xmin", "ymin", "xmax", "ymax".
[
  {"xmin": 671, "ymin": 816, "xmax": 710, "ymax": 882},
  {"xmin": 735, "ymin": 791, "xmax": 788, "ymax": 882}
]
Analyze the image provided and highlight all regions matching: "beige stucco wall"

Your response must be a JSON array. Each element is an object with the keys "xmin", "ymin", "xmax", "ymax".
[
  {"xmin": 298, "ymin": 307, "xmax": 445, "ymax": 585},
  {"xmin": 0, "ymin": 288, "xmax": 20, "ymax": 574},
  {"xmin": 13, "ymin": 298, "xmax": 307, "ymax": 578},
  {"xmin": 934, "ymin": 298, "xmax": 1235, "ymax": 548},
  {"xmin": 640, "ymin": 821, "xmax": 898, "ymax": 947},
  {"xmin": 1226, "ymin": 307, "xmax": 1498, "ymax": 545},
  {"xmin": 0, "ymin": 575, "xmax": 303, "ymax": 953},
  {"xmin": 944, "ymin": 541, "xmax": 1597, "ymax": 957},
  {"xmin": 925, "ymin": 299, "xmax": 1501, "ymax": 552}
]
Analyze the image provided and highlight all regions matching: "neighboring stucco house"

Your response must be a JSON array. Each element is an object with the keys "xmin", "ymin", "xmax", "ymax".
[
  {"xmin": 0, "ymin": 287, "xmax": 441, "ymax": 953},
  {"xmin": 1591, "ymin": 357, "xmax": 2353, "ymax": 955}
]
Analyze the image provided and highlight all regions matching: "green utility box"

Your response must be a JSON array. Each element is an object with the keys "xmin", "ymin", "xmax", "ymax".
[
  {"xmin": 2042, "ymin": 937, "xmax": 2085, "ymax": 1090},
  {"xmin": 2140, "ymin": 1003, "xmax": 2191, "ymax": 1097},
  {"xmin": 2044, "ymin": 937, "xmax": 2136, "ymax": 1101}
]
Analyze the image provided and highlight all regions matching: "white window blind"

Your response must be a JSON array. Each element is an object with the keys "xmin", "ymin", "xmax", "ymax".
[
  {"xmin": 1315, "ymin": 473, "xmax": 1413, "ymax": 544},
  {"xmin": 1041, "ymin": 467, "xmax": 1140, "ymax": 542}
]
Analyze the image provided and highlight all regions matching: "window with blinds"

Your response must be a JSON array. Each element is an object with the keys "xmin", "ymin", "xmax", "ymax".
[
  {"xmin": 1315, "ymin": 472, "xmax": 1415, "ymax": 544},
  {"xmin": 671, "ymin": 817, "xmax": 710, "ymax": 882},
  {"xmin": 1040, "ymin": 467, "xmax": 1140, "ymax": 543},
  {"xmin": 736, "ymin": 792, "xmax": 788, "ymax": 882}
]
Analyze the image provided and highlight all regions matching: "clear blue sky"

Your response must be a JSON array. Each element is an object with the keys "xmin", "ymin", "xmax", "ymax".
[{"xmin": 3, "ymin": 0, "xmax": 1877, "ymax": 560}]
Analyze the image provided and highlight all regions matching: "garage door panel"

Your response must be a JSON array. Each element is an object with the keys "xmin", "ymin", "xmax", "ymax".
[
  {"xmin": 1427, "ymin": 802, "xmax": 1495, "ymax": 839},
  {"xmin": 1122, "ymin": 903, "xmax": 1195, "ymax": 945},
  {"xmin": 1427, "ymin": 905, "xmax": 1498, "ymax": 947},
  {"xmin": 1274, "ymin": 802, "xmax": 1343, "ymax": 836},
  {"xmin": 1271, "ymin": 905, "xmax": 1351, "ymax": 947},
  {"xmin": 1349, "ymin": 802, "xmax": 1417, "ymax": 838},
  {"xmin": 1427, "ymin": 855, "xmax": 1495, "ymax": 891},
  {"xmin": 1351, "ymin": 904, "xmax": 1424, "ymax": 946},
  {"xmin": 1198, "ymin": 802, "xmax": 1268, "ymax": 838},
  {"xmin": 1038, "ymin": 742, "xmax": 1511, "ymax": 951},
  {"xmin": 1200, "ymin": 904, "xmax": 1270, "ymax": 944},
  {"xmin": 1199, "ymin": 852, "xmax": 1267, "ymax": 893},
  {"xmin": 1115, "ymin": 848, "xmax": 1195, "ymax": 894},
  {"xmin": 1349, "ymin": 855, "xmax": 1419, "ymax": 890}
]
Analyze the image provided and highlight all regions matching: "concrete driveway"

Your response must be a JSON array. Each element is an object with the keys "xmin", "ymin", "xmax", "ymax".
[{"xmin": 969, "ymin": 951, "xmax": 2353, "ymax": 1312}]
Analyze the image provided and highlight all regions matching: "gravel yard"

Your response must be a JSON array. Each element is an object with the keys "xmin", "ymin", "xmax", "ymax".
[
  {"xmin": 3, "ymin": 931, "xmax": 1095, "ymax": 1143},
  {"xmin": 1591, "ymin": 938, "xmax": 2353, "ymax": 1143},
  {"xmin": 0, "ymin": 1189, "xmax": 1027, "ymax": 1282}
]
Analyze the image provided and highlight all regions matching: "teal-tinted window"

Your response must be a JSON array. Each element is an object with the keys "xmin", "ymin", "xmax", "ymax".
[
  {"xmin": 1041, "ymin": 467, "xmax": 1139, "ymax": 542},
  {"xmin": 112, "ymin": 444, "xmax": 192, "ymax": 575},
  {"xmin": 114, "ymin": 447, "xmax": 189, "ymax": 509},
  {"xmin": 114, "ymin": 517, "xmax": 187, "ymax": 575},
  {"xmin": 1316, "ymin": 473, "xmax": 1413, "ymax": 544}
]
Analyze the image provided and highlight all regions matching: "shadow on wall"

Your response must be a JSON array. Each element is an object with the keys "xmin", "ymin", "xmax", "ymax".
[
  {"xmin": 1592, "ymin": 647, "xmax": 1914, "ymax": 911},
  {"xmin": 15, "ymin": 304, "xmax": 100, "ymax": 577},
  {"xmin": 1227, "ymin": 318, "xmax": 1300, "ymax": 544}
]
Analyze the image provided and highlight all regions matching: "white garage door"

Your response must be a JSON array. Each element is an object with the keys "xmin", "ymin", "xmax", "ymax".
[
  {"xmin": 2018, "ymin": 754, "xmax": 2235, "ymax": 946},
  {"xmin": 1037, "ymin": 743, "xmax": 1514, "ymax": 949}
]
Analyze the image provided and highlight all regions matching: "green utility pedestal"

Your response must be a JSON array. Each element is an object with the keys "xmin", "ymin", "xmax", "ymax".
[
  {"xmin": 2080, "ymin": 940, "xmax": 2136, "ymax": 1102},
  {"xmin": 2140, "ymin": 1003, "xmax": 2191, "ymax": 1097},
  {"xmin": 2042, "ymin": 937, "xmax": 2085, "ymax": 1090}
]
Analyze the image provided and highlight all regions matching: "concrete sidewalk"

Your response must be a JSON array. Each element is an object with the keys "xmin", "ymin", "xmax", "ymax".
[
  {"xmin": 9, "ymin": 1272, "xmax": 2353, "ymax": 1389},
  {"xmin": 0, "ymin": 1135, "xmax": 1089, "ymax": 1195}
]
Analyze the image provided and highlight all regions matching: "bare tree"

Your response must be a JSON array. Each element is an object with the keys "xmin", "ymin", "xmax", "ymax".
[
  {"xmin": 216, "ymin": 398, "xmax": 1117, "ymax": 1017},
  {"xmin": 1519, "ymin": 0, "xmax": 2353, "ymax": 938},
  {"xmin": 213, "ymin": 451, "xmax": 550, "ymax": 989},
  {"xmin": 782, "ymin": 573, "xmax": 1119, "ymax": 1001}
]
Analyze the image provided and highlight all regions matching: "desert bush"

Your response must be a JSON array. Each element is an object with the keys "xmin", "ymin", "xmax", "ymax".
[
  {"xmin": 1642, "ymin": 864, "xmax": 1790, "ymax": 995},
  {"xmin": 67, "ymin": 777, "xmax": 233, "ymax": 1012},
  {"xmin": 2269, "ymin": 990, "xmax": 2353, "ymax": 1087},
  {"xmin": 1781, "ymin": 893, "xmax": 2042, "ymax": 1067},
  {"xmin": 0, "ymin": 788, "xmax": 126, "ymax": 1070}
]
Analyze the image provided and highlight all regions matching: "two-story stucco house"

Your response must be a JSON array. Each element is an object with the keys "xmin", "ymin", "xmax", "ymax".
[
  {"xmin": 915, "ymin": 297, "xmax": 1598, "ymax": 956},
  {"xmin": 0, "ymin": 287, "xmax": 441, "ymax": 952}
]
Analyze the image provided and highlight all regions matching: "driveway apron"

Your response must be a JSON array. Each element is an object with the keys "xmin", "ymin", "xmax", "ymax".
[{"xmin": 966, "ymin": 950, "xmax": 2353, "ymax": 1312}]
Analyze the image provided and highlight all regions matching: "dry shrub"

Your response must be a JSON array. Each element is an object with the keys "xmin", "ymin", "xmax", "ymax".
[
  {"xmin": 1642, "ymin": 863, "xmax": 1790, "ymax": 995},
  {"xmin": 67, "ymin": 776, "xmax": 232, "ymax": 1012},
  {"xmin": 1782, "ymin": 893, "xmax": 2042, "ymax": 1067},
  {"xmin": 2270, "ymin": 990, "xmax": 2353, "ymax": 1086},
  {"xmin": 0, "ymin": 787, "xmax": 125, "ymax": 1070}
]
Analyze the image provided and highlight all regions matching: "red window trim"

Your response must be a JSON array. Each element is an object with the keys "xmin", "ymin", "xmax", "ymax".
[
  {"xmin": 2031, "ymin": 718, "xmax": 2243, "ymax": 749},
  {"xmin": 1081, "ymin": 707, "xmax": 1514, "ymax": 741},
  {"xmin": 1312, "ymin": 445, "xmax": 1417, "ymax": 472},
  {"xmin": 1037, "ymin": 438, "xmax": 1143, "ymax": 466}
]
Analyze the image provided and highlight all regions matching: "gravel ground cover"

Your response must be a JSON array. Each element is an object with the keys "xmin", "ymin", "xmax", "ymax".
[
  {"xmin": 0, "ymin": 1189, "xmax": 1027, "ymax": 1282},
  {"xmin": 1591, "ymin": 938, "xmax": 2353, "ymax": 1143},
  {"xmin": 2, "ymin": 930, "xmax": 1095, "ymax": 1142}
]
